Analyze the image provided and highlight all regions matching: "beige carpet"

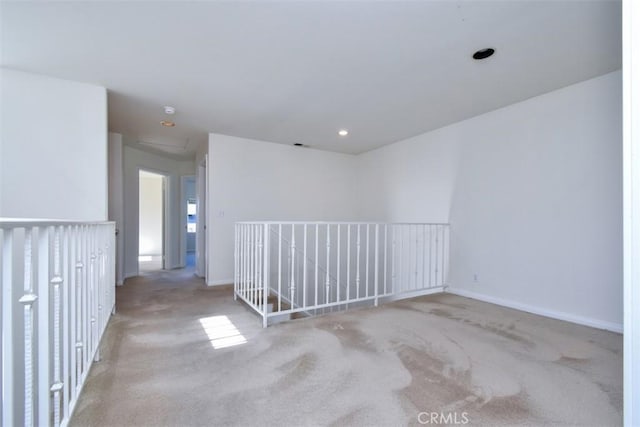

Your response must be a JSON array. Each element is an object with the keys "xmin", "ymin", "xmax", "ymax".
[{"xmin": 70, "ymin": 268, "xmax": 622, "ymax": 426}]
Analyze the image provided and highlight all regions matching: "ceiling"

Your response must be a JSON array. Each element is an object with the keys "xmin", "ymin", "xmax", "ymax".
[{"xmin": 1, "ymin": 1, "xmax": 621, "ymax": 157}]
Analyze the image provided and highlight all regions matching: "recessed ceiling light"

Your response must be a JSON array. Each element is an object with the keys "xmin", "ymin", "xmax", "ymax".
[
  {"xmin": 160, "ymin": 120, "xmax": 176, "ymax": 127},
  {"xmin": 164, "ymin": 106, "xmax": 176, "ymax": 115},
  {"xmin": 473, "ymin": 48, "xmax": 495, "ymax": 60},
  {"xmin": 338, "ymin": 129, "xmax": 349, "ymax": 136}
]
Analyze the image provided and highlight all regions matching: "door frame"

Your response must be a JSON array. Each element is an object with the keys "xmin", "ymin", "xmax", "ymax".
[
  {"xmin": 137, "ymin": 167, "xmax": 169, "ymax": 272},
  {"xmin": 196, "ymin": 156, "xmax": 208, "ymax": 279}
]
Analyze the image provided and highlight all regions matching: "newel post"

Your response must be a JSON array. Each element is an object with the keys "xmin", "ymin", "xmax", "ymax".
[{"xmin": 262, "ymin": 224, "xmax": 270, "ymax": 328}]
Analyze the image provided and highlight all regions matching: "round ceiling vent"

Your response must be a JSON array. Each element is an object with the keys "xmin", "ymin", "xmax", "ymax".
[{"xmin": 473, "ymin": 48, "xmax": 495, "ymax": 60}]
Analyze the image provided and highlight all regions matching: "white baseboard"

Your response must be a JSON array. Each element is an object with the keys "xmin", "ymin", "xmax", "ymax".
[
  {"xmin": 207, "ymin": 278, "xmax": 234, "ymax": 287},
  {"xmin": 384, "ymin": 286, "xmax": 445, "ymax": 302},
  {"xmin": 446, "ymin": 287, "xmax": 623, "ymax": 333}
]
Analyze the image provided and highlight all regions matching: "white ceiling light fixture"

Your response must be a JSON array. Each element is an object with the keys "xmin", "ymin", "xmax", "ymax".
[
  {"xmin": 338, "ymin": 129, "xmax": 349, "ymax": 137},
  {"xmin": 164, "ymin": 106, "xmax": 176, "ymax": 115}
]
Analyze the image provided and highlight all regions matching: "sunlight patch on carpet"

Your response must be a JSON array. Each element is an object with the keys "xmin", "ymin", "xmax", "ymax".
[{"xmin": 199, "ymin": 315, "xmax": 248, "ymax": 349}]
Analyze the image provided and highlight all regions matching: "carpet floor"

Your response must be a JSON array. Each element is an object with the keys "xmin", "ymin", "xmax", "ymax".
[{"xmin": 70, "ymin": 268, "xmax": 622, "ymax": 426}]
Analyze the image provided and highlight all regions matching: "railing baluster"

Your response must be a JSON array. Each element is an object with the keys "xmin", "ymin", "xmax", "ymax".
[
  {"xmin": 428, "ymin": 225, "xmax": 433, "ymax": 288},
  {"xmin": 290, "ymin": 225, "xmax": 296, "ymax": 307},
  {"xmin": 262, "ymin": 224, "xmax": 269, "ymax": 328},
  {"xmin": 347, "ymin": 225, "xmax": 351, "ymax": 302},
  {"xmin": 248, "ymin": 224, "xmax": 251, "ymax": 301},
  {"xmin": 422, "ymin": 224, "xmax": 427, "ymax": 289},
  {"xmin": 435, "ymin": 225, "xmax": 440, "ymax": 287},
  {"xmin": 255, "ymin": 226, "xmax": 260, "ymax": 309},
  {"xmin": 365, "ymin": 224, "xmax": 370, "ymax": 298},
  {"xmin": 325, "ymin": 224, "xmax": 331, "ymax": 304},
  {"xmin": 374, "ymin": 224, "xmax": 379, "ymax": 306},
  {"xmin": 391, "ymin": 225, "xmax": 396, "ymax": 294},
  {"xmin": 441, "ymin": 225, "xmax": 447, "ymax": 286},
  {"xmin": 384, "ymin": 225, "xmax": 388, "ymax": 295},
  {"xmin": 243, "ymin": 225, "xmax": 247, "ymax": 301},
  {"xmin": 315, "ymin": 224, "xmax": 319, "ymax": 307},
  {"xmin": 336, "ymin": 225, "xmax": 341, "ymax": 303},
  {"xmin": 249, "ymin": 224, "xmax": 252, "ymax": 301},
  {"xmin": 85, "ymin": 226, "xmax": 91, "ymax": 367},
  {"xmin": 242, "ymin": 224, "xmax": 249, "ymax": 301},
  {"xmin": 247, "ymin": 225, "xmax": 251, "ymax": 304},
  {"xmin": 1, "ymin": 229, "xmax": 14, "ymax": 427},
  {"xmin": 258, "ymin": 226, "xmax": 263, "ymax": 311},
  {"xmin": 303, "ymin": 224, "xmax": 307, "ymax": 308},
  {"xmin": 414, "ymin": 224, "xmax": 419, "ymax": 290},
  {"xmin": 51, "ymin": 227, "xmax": 64, "ymax": 427},
  {"xmin": 36, "ymin": 226, "xmax": 51, "ymax": 426},
  {"xmin": 400, "ymin": 225, "xmax": 405, "ymax": 293},
  {"xmin": 249, "ymin": 225, "xmax": 254, "ymax": 305},
  {"xmin": 356, "ymin": 225, "xmax": 361, "ymax": 300},
  {"xmin": 253, "ymin": 225, "xmax": 258, "ymax": 307},
  {"xmin": 19, "ymin": 229, "xmax": 36, "ymax": 427},
  {"xmin": 242, "ymin": 225, "xmax": 246, "ymax": 300},
  {"xmin": 234, "ymin": 225, "xmax": 238, "ymax": 300},
  {"xmin": 238, "ymin": 225, "xmax": 242, "ymax": 300},
  {"xmin": 69, "ymin": 226, "xmax": 78, "ymax": 406},
  {"xmin": 246, "ymin": 225, "xmax": 249, "ymax": 301},
  {"xmin": 90, "ymin": 226, "xmax": 98, "ymax": 362},
  {"xmin": 278, "ymin": 224, "xmax": 282, "ymax": 312},
  {"xmin": 76, "ymin": 227, "xmax": 85, "ymax": 388}
]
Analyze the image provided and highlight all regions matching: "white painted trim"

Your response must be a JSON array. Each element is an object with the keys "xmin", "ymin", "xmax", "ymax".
[
  {"xmin": 208, "ymin": 278, "xmax": 233, "ymax": 286},
  {"xmin": 446, "ymin": 287, "xmax": 623, "ymax": 333},
  {"xmin": 623, "ymin": 0, "xmax": 640, "ymax": 424},
  {"xmin": 383, "ymin": 286, "xmax": 445, "ymax": 302}
]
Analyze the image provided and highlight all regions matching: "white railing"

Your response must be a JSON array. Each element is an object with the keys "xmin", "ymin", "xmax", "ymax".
[
  {"xmin": 234, "ymin": 222, "xmax": 449, "ymax": 327},
  {"xmin": 0, "ymin": 219, "xmax": 116, "ymax": 427}
]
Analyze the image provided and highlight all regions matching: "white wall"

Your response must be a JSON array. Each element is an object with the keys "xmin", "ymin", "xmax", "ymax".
[
  {"xmin": 122, "ymin": 145, "xmax": 194, "ymax": 278},
  {"xmin": 357, "ymin": 125, "xmax": 459, "ymax": 223},
  {"xmin": 138, "ymin": 173, "xmax": 164, "ymax": 256},
  {"xmin": 448, "ymin": 71, "xmax": 622, "ymax": 331},
  {"xmin": 357, "ymin": 71, "xmax": 623, "ymax": 331},
  {"xmin": 0, "ymin": 68, "xmax": 108, "ymax": 220},
  {"xmin": 207, "ymin": 133, "xmax": 359, "ymax": 285}
]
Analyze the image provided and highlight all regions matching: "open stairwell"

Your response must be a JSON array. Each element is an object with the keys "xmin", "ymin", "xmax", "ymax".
[{"xmin": 235, "ymin": 221, "xmax": 450, "ymax": 327}]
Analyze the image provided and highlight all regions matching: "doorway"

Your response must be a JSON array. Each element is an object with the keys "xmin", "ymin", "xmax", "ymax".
[
  {"xmin": 181, "ymin": 175, "xmax": 197, "ymax": 269},
  {"xmin": 139, "ymin": 169, "xmax": 166, "ymax": 272}
]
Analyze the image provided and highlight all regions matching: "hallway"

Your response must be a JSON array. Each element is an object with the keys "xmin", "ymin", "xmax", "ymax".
[{"xmin": 71, "ymin": 269, "xmax": 622, "ymax": 426}]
